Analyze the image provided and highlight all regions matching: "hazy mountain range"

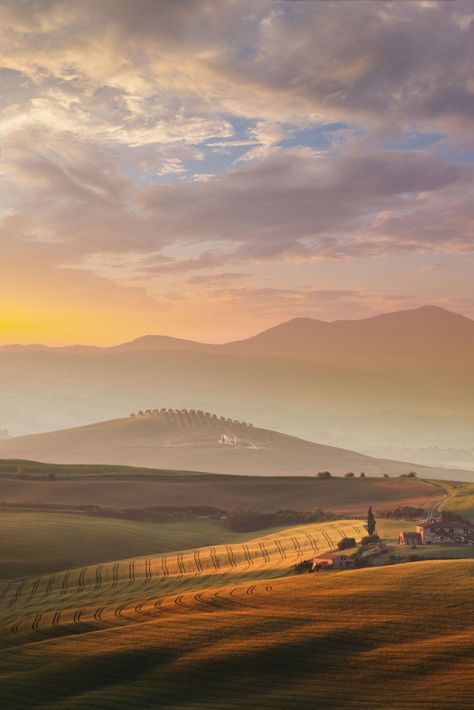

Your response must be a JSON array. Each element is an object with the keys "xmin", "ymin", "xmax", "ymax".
[
  {"xmin": 0, "ymin": 306, "xmax": 473, "ymax": 471},
  {"xmin": 0, "ymin": 408, "xmax": 470, "ymax": 480},
  {"xmin": 3, "ymin": 306, "xmax": 474, "ymax": 367}
]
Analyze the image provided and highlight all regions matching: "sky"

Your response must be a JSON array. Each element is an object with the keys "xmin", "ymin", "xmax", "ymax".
[{"xmin": 0, "ymin": 0, "xmax": 473, "ymax": 345}]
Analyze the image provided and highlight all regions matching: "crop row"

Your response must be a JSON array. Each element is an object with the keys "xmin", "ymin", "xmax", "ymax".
[
  {"xmin": 0, "ymin": 522, "xmax": 362, "ymax": 624},
  {"xmin": 5, "ymin": 583, "xmax": 276, "ymax": 637}
]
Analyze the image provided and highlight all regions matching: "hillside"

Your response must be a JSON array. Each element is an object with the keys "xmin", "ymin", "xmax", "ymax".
[
  {"xmin": 0, "ymin": 512, "xmax": 256, "ymax": 580},
  {"xmin": 0, "ymin": 410, "xmax": 468, "ymax": 479},
  {"xmin": 0, "ymin": 546, "xmax": 472, "ymax": 708}
]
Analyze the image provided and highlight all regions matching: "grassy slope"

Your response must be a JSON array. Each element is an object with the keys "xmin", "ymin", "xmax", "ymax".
[
  {"xmin": 0, "ymin": 513, "xmax": 428, "ymax": 582},
  {"xmin": 0, "ymin": 560, "xmax": 472, "ymax": 709},
  {"xmin": 435, "ymin": 480, "xmax": 474, "ymax": 521},
  {"xmin": 1, "ymin": 414, "xmax": 470, "ymax": 479},
  {"xmin": 0, "ymin": 458, "xmax": 205, "ymax": 479},
  {"xmin": 0, "ymin": 470, "xmax": 446, "ymax": 583},
  {"xmin": 0, "ymin": 513, "xmax": 258, "ymax": 580},
  {"xmin": 0, "ymin": 520, "xmax": 365, "ymax": 630}
]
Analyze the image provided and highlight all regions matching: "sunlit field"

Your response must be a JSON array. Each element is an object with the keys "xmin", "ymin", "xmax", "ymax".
[
  {"xmin": 0, "ymin": 519, "xmax": 363, "ymax": 634},
  {"xmin": 0, "ymin": 559, "xmax": 472, "ymax": 709}
]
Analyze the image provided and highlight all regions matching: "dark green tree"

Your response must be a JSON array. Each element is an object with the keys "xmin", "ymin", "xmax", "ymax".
[
  {"xmin": 367, "ymin": 506, "xmax": 376, "ymax": 535},
  {"xmin": 337, "ymin": 537, "xmax": 356, "ymax": 550}
]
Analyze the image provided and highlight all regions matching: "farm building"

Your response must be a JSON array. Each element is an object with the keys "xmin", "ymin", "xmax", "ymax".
[
  {"xmin": 399, "ymin": 531, "xmax": 422, "ymax": 545},
  {"xmin": 312, "ymin": 553, "xmax": 355, "ymax": 571},
  {"xmin": 399, "ymin": 514, "xmax": 474, "ymax": 546},
  {"xmin": 416, "ymin": 520, "xmax": 474, "ymax": 544}
]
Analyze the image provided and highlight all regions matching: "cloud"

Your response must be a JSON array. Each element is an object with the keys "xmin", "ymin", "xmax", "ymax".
[
  {"xmin": 417, "ymin": 264, "xmax": 443, "ymax": 273},
  {"xmin": 2, "ymin": 128, "xmax": 473, "ymax": 292},
  {"xmin": 1, "ymin": 0, "xmax": 474, "ymax": 339},
  {"xmin": 140, "ymin": 146, "xmax": 473, "ymax": 261},
  {"xmin": 1, "ymin": 0, "xmax": 474, "ymax": 148},
  {"xmin": 185, "ymin": 272, "xmax": 248, "ymax": 286},
  {"xmin": 196, "ymin": 286, "xmax": 420, "ymax": 321}
]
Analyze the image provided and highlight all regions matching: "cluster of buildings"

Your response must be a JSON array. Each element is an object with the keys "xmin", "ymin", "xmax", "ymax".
[
  {"xmin": 399, "ymin": 516, "xmax": 474, "ymax": 546},
  {"xmin": 218, "ymin": 433, "xmax": 258, "ymax": 449},
  {"xmin": 312, "ymin": 541, "xmax": 387, "ymax": 571},
  {"xmin": 312, "ymin": 553, "xmax": 356, "ymax": 570},
  {"xmin": 303, "ymin": 513, "xmax": 474, "ymax": 575}
]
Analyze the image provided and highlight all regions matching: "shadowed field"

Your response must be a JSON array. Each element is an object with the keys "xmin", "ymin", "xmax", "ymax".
[{"xmin": 0, "ymin": 560, "xmax": 472, "ymax": 709}]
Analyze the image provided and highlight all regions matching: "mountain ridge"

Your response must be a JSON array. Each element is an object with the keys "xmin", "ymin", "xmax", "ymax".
[{"xmin": 2, "ymin": 305, "xmax": 472, "ymax": 355}]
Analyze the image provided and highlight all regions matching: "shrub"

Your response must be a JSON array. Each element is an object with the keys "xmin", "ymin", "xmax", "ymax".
[
  {"xmin": 294, "ymin": 560, "xmax": 313, "ymax": 574},
  {"xmin": 226, "ymin": 507, "xmax": 334, "ymax": 532},
  {"xmin": 337, "ymin": 537, "xmax": 356, "ymax": 550},
  {"xmin": 344, "ymin": 472, "xmax": 354, "ymax": 478},
  {"xmin": 378, "ymin": 505, "xmax": 425, "ymax": 519},
  {"xmin": 222, "ymin": 508, "xmax": 268, "ymax": 532}
]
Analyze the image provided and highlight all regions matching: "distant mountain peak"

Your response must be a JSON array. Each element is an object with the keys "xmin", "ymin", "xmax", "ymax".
[
  {"xmin": 112, "ymin": 334, "xmax": 212, "ymax": 352},
  {"xmin": 0, "ymin": 306, "xmax": 471, "ymax": 358}
]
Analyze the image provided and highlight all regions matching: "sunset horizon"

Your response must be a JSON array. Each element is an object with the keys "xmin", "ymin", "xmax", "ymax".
[{"xmin": 1, "ymin": 2, "xmax": 473, "ymax": 708}]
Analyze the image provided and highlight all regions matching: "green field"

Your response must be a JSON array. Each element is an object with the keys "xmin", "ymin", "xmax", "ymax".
[
  {"xmin": 0, "ymin": 458, "xmax": 205, "ymax": 479},
  {"xmin": 0, "ymin": 512, "xmax": 272, "ymax": 580},
  {"xmin": 0, "ymin": 558, "xmax": 472, "ymax": 709}
]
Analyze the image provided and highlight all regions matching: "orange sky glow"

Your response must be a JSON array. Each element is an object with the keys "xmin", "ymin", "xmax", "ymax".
[{"xmin": 1, "ymin": 1, "xmax": 473, "ymax": 345}]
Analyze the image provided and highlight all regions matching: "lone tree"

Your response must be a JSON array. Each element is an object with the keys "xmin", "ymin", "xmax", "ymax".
[{"xmin": 367, "ymin": 506, "xmax": 376, "ymax": 535}]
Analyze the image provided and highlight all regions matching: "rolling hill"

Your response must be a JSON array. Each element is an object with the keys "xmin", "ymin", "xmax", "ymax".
[
  {"xmin": 0, "ymin": 307, "xmax": 472, "ymax": 471},
  {"xmin": 0, "ymin": 457, "xmax": 444, "ymax": 514},
  {"xmin": 0, "ymin": 512, "xmax": 257, "ymax": 580},
  {"xmin": 0, "ymin": 529, "xmax": 472, "ymax": 708},
  {"xmin": 0, "ymin": 409, "xmax": 469, "ymax": 479}
]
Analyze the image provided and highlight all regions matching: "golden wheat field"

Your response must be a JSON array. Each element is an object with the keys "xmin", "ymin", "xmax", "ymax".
[
  {"xmin": 0, "ymin": 515, "xmax": 473, "ymax": 709},
  {"xmin": 0, "ymin": 559, "xmax": 472, "ymax": 709},
  {"xmin": 0, "ymin": 519, "xmax": 363, "ymax": 635}
]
